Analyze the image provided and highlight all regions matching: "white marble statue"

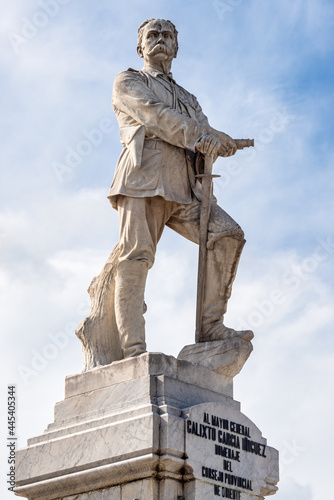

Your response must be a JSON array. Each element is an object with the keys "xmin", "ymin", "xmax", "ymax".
[{"xmin": 76, "ymin": 18, "xmax": 253, "ymax": 370}]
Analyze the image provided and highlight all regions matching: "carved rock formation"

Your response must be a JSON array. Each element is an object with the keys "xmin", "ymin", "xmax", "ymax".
[
  {"xmin": 75, "ymin": 244, "xmax": 122, "ymax": 371},
  {"xmin": 178, "ymin": 338, "xmax": 253, "ymax": 377}
]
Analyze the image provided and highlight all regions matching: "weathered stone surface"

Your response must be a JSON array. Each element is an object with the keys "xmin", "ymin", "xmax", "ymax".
[
  {"xmin": 15, "ymin": 354, "xmax": 278, "ymax": 500},
  {"xmin": 178, "ymin": 338, "xmax": 253, "ymax": 377},
  {"xmin": 184, "ymin": 402, "xmax": 279, "ymax": 498},
  {"xmin": 75, "ymin": 244, "xmax": 122, "ymax": 371},
  {"xmin": 62, "ymin": 479, "xmax": 183, "ymax": 500},
  {"xmin": 64, "ymin": 352, "xmax": 233, "ymax": 400},
  {"xmin": 63, "ymin": 486, "xmax": 121, "ymax": 500}
]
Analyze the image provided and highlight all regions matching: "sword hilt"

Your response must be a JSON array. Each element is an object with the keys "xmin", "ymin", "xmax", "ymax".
[
  {"xmin": 195, "ymin": 173, "xmax": 220, "ymax": 179},
  {"xmin": 235, "ymin": 138, "xmax": 254, "ymax": 149}
]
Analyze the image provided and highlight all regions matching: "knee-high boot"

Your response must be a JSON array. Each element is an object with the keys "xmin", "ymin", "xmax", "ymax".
[
  {"xmin": 200, "ymin": 236, "xmax": 253, "ymax": 342},
  {"xmin": 115, "ymin": 260, "xmax": 148, "ymax": 358}
]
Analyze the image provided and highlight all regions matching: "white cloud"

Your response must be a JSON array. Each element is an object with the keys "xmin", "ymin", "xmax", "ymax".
[
  {"xmin": 1, "ymin": 2, "xmax": 333, "ymax": 499},
  {"xmin": 277, "ymin": 477, "xmax": 314, "ymax": 500}
]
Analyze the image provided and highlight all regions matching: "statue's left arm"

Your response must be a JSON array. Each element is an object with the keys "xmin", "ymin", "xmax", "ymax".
[{"xmin": 191, "ymin": 98, "xmax": 237, "ymax": 158}]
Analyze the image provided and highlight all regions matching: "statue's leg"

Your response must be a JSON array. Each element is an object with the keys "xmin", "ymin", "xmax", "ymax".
[
  {"xmin": 115, "ymin": 259, "xmax": 148, "ymax": 358},
  {"xmin": 167, "ymin": 200, "xmax": 253, "ymax": 342},
  {"xmin": 115, "ymin": 196, "xmax": 169, "ymax": 358},
  {"xmin": 200, "ymin": 235, "xmax": 253, "ymax": 342}
]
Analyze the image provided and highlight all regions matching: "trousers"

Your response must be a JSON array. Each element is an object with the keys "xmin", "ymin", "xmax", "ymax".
[
  {"xmin": 114, "ymin": 195, "xmax": 245, "ymax": 356},
  {"xmin": 117, "ymin": 195, "xmax": 244, "ymax": 266}
]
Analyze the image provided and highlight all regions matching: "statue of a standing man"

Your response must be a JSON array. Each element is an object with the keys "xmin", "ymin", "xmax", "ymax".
[{"xmin": 108, "ymin": 18, "xmax": 253, "ymax": 358}]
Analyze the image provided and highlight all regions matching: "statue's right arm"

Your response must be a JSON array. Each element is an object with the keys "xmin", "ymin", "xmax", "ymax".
[{"xmin": 112, "ymin": 71, "xmax": 212, "ymax": 152}]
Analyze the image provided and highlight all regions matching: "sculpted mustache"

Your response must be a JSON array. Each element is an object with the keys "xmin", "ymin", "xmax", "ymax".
[{"xmin": 148, "ymin": 44, "xmax": 168, "ymax": 55}]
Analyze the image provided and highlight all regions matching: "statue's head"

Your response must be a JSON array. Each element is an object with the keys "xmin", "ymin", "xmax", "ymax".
[{"xmin": 137, "ymin": 19, "xmax": 179, "ymax": 61}]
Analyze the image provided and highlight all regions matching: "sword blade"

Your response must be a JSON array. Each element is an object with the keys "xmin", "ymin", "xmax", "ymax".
[{"xmin": 195, "ymin": 155, "xmax": 214, "ymax": 342}]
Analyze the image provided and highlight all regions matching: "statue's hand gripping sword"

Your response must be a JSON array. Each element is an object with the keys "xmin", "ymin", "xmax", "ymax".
[{"xmin": 195, "ymin": 138, "xmax": 254, "ymax": 343}]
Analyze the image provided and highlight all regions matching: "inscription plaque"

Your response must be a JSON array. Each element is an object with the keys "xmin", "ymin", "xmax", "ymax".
[{"xmin": 184, "ymin": 402, "xmax": 279, "ymax": 499}]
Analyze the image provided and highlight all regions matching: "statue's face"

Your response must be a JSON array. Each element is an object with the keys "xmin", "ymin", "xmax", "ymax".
[{"xmin": 140, "ymin": 20, "xmax": 177, "ymax": 63}]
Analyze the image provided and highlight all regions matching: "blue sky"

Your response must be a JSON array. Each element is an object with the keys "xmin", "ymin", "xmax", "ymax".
[{"xmin": 1, "ymin": 1, "xmax": 334, "ymax": 498}]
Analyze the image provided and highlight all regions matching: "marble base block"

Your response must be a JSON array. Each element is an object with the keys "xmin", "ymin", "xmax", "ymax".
[{"xmin": 15, "ymin": 352, "xmax": 278, "ymax": 500}]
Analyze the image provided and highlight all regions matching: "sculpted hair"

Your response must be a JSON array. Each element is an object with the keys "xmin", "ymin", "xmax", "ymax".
[{"xmin": 137, "ymin": 18, "xmax": 179, "ymax": 58}]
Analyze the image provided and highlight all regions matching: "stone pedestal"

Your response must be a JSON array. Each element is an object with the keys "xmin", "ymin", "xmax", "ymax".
[{"xmin": 15, "ymin": 353, "xmax": 278, "ymax": 500}]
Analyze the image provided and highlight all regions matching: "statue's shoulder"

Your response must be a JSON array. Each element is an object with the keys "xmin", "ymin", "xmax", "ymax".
[
  {"xmin": 114, "ymin": 68, "xmax": 147, "ymax": 82},
  {"xmin": 113, "ymin": 68, "xmax": 148, "ymax": 94}
]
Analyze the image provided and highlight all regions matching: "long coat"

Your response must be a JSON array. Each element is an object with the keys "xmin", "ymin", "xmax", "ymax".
[{"xmin": 108, "ymin": 67, "xmax": 213, "ymax": 208}]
